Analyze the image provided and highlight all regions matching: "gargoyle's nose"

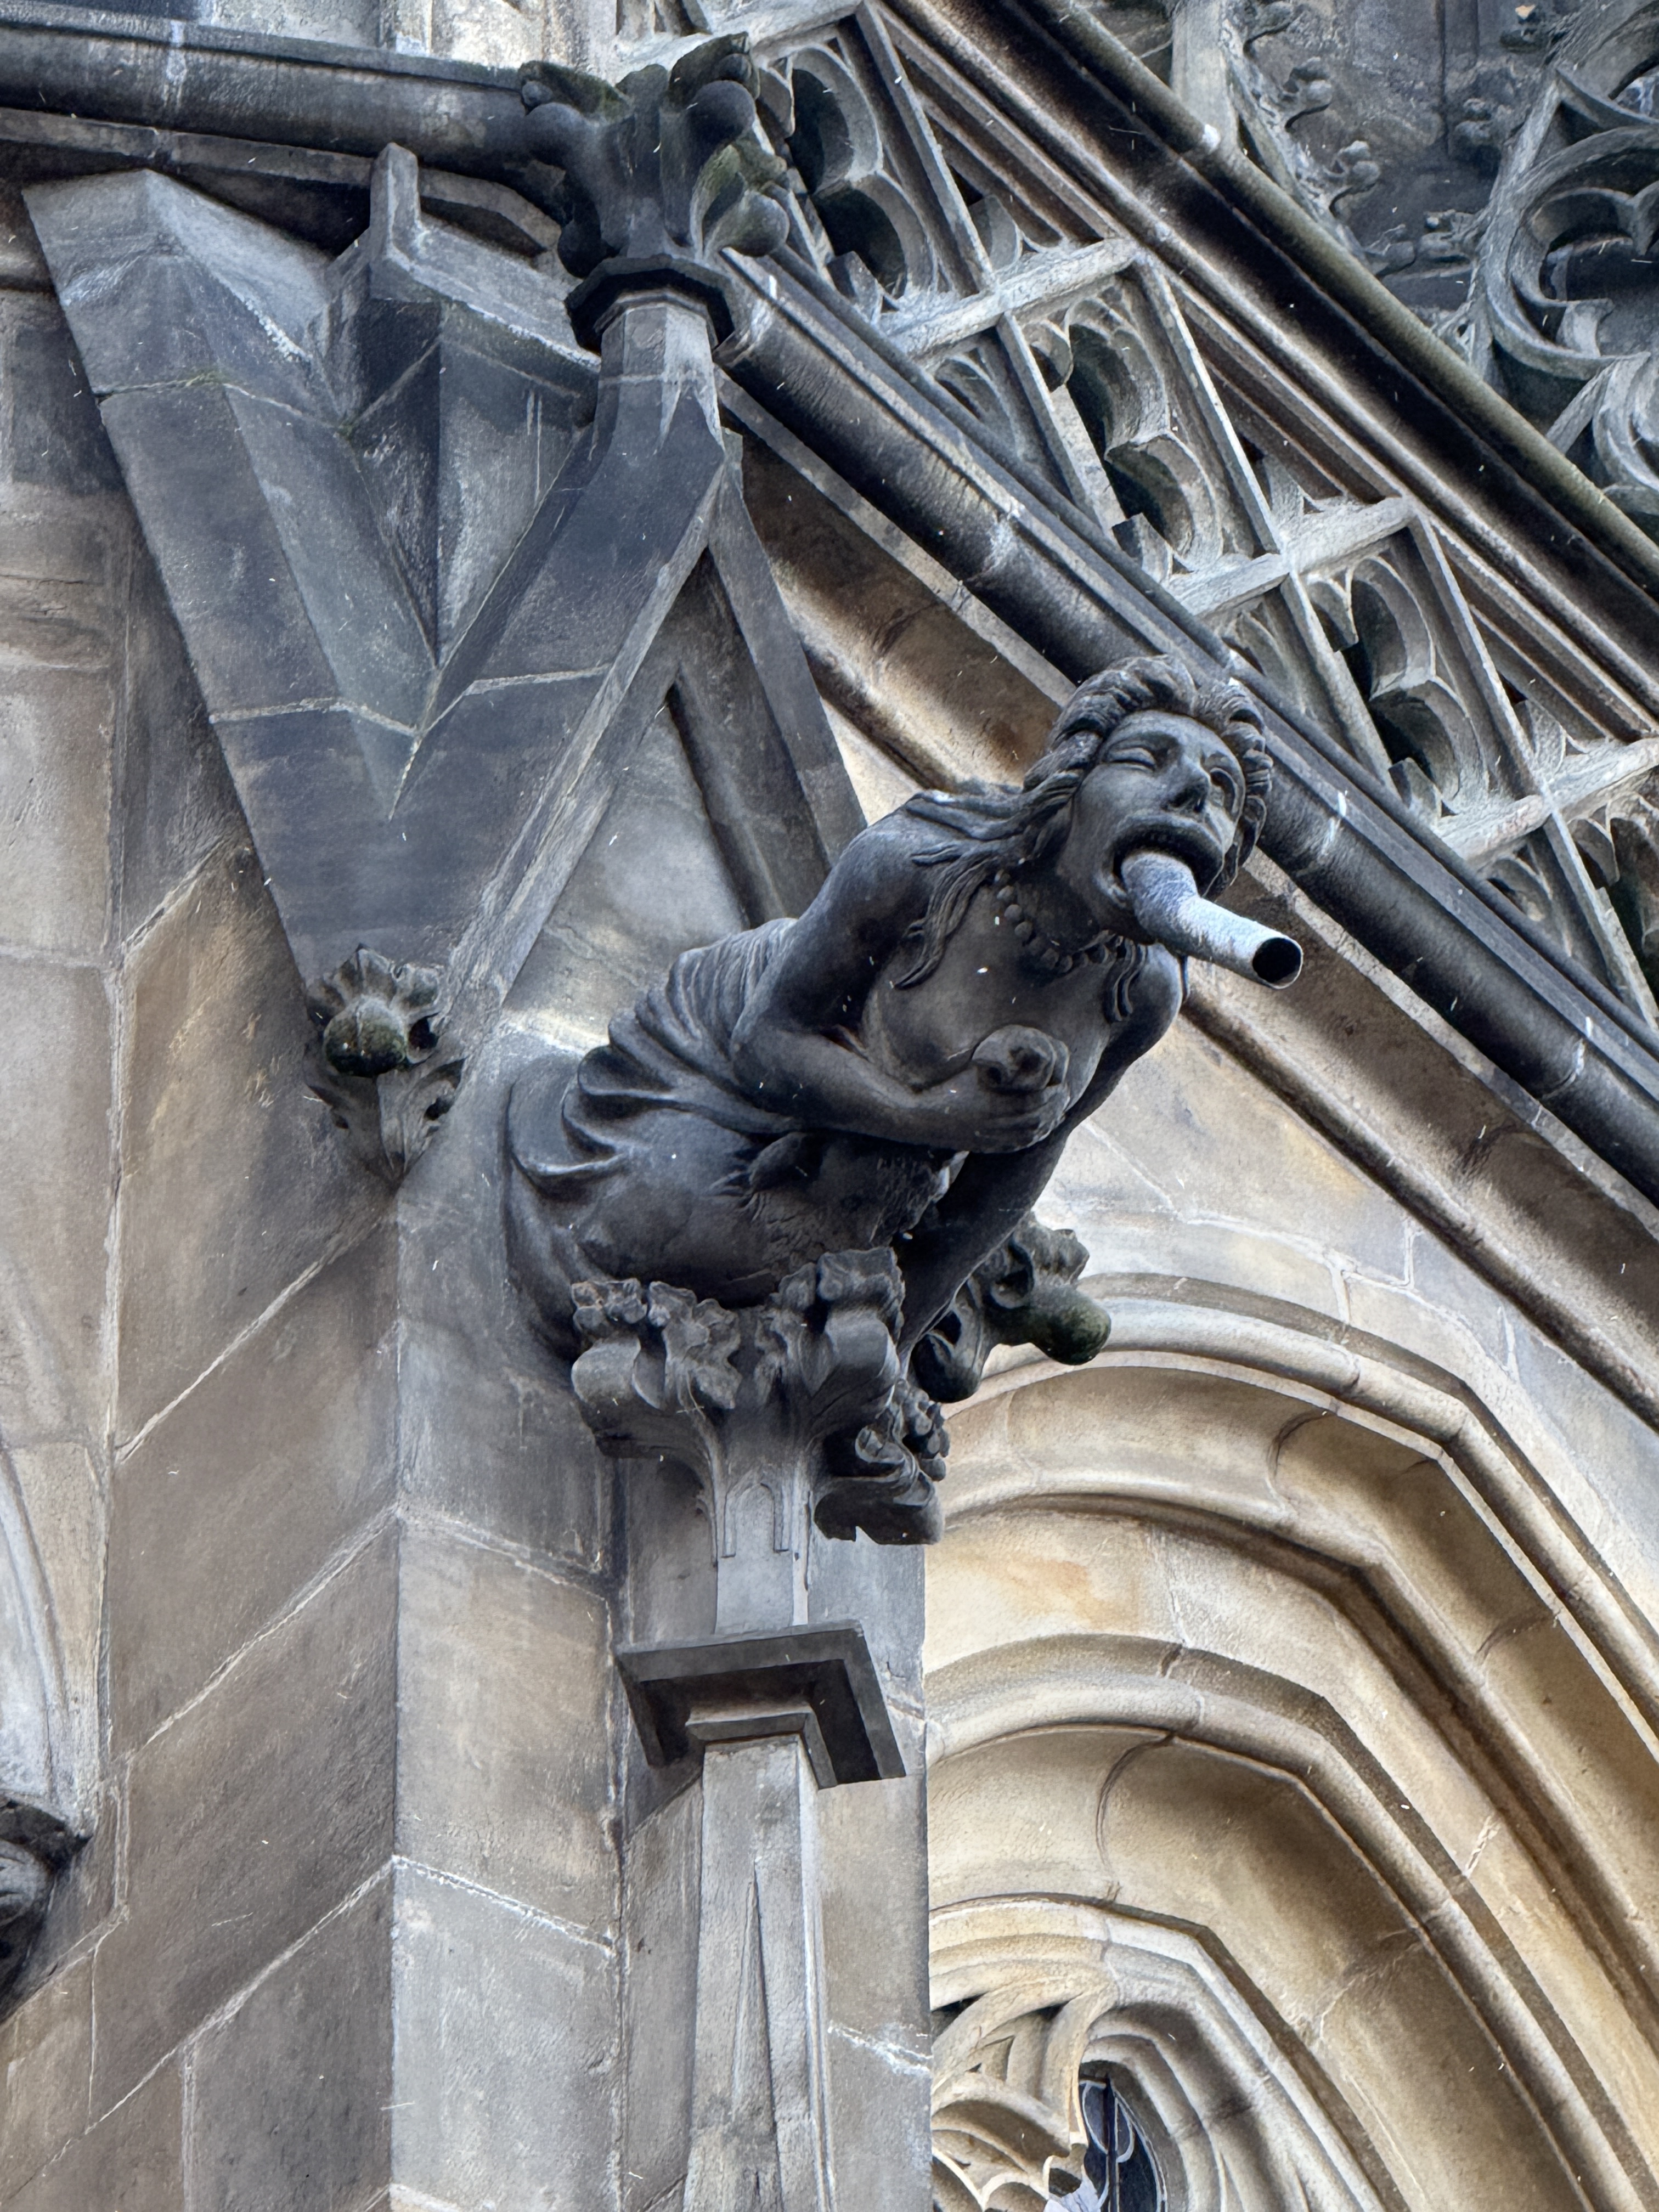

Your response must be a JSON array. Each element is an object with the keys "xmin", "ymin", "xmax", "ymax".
[{"xmin": 1169, "ymin": 757, "xmax": 1210, "ymax": 813}]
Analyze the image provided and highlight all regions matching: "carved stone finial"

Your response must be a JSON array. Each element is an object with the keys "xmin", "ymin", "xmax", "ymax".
[
  {"xmin": 509, "ymin": 652, "xmax": 1294, "ymax": 1576},
  {"xmin": 518, "ymin": 35, "xmax": 789, "ymax": 343},
  {"xmin": 308, "ymin": 946, "xmax": 441, "ymax": 1080},
  {"xmin": 305, "ymin": 947, "xmax": 462, "ymax": 1182}
]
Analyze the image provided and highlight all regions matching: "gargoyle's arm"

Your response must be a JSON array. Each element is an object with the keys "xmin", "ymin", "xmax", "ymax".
[
  {"xmin": 895, "ymin": 946, "xmax": 1184, "ymax": 1347},
  {"xmin": 730, "ymin": 819, "xmax": 1060, "ymax": 1154}
]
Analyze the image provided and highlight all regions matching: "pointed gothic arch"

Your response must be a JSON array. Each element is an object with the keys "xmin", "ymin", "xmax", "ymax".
[{"xmin": 925, "ymin": 1280, "xmax": 1659, "ymax": 2212}]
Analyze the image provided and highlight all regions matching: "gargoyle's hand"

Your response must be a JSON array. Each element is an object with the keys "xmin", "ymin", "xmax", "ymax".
[{"xmin": 909, "ymin": 1071, "xmax": 1070, "ymax": 1153}]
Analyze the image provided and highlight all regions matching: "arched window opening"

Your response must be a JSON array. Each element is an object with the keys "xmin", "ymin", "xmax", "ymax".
[{"xmin": 1046, "ymin": 2076, "xmax": 1166, "ymax": 2212}]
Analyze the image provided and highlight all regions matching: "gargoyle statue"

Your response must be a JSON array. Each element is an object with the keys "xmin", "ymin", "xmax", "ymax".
[{"xmin": 507, "ymin": 651, "xmax": 1297, "ymax": 1542}]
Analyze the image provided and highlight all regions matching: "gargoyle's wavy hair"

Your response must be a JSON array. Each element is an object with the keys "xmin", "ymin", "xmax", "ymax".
[{"xmin": 891, "ymin": 655, "xmax": 1272, "ymax": 989}]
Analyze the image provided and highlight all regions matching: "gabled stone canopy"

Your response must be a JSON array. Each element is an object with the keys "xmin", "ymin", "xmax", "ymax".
[{"xmin": 29, "ymin": 134, "xmax": 862, "ymax": 1171}]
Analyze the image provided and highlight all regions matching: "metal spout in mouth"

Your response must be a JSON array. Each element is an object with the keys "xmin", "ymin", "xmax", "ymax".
[{"xmin": 1119, "ymin": 849, "xmax": 1303, "ymax": 988}]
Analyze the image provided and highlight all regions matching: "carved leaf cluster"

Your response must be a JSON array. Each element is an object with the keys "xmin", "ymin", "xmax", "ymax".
[
  {"xmin": 304, "ymin": 945, "xmax": 461, "ymax": 1183},
  {"xmin": 568, "ymin": 1249, "xmax": 943, "ymax": 1545},
  {"xmin": 521, "ymin": 35, "xmax": 789, "ymax": 276}
]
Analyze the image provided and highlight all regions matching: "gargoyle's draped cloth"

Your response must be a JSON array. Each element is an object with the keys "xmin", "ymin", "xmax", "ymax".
[
  {"xmin": 535, "ymin": 921, "xmax": 799, "ymax": 1197},
  {"xmin": 508, "ymin": 919, "xmax": 947, "ymax": 1313}
]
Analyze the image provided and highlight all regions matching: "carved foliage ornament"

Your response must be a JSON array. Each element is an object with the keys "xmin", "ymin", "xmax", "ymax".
[
  {"xmin": 570, "ymin": 1250, "xmax": 946, "ymax": 1548},
  {"xmin": 520, "ymin": 34, "xmax": 789, "ymax": 337},
  {"xmin": 305, "ymin": 947, "xmax": 463, "ymax": 1184},
  {"xmin": 1473, "ymin": 9, "xmax": 1659, "ymax": 535},
  {"xmin": 1223, "ymin": 0, "xmax": 1387, "ymax": 257}
]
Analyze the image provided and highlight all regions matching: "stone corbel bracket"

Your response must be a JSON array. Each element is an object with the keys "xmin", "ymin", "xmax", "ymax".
[
  {"xmin": 569, "ymin": 1249, "xmax": 945, "ymax": 1612},
  {"xmin": 572, "ymin": 1253, "xmax": 928, "ymax": 2212}
]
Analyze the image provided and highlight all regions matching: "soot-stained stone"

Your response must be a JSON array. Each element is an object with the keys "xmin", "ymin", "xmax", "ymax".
[
  {"xmin": 188, "ymin": 1875, "xmax": 393, "ymax": 2212},
  {"xmin": 220, "ymin": 391, "xmax": 433, "ymax": 727},
  {"xmin": 115, "ymin": 524, "xmax": 242, "ymax": 942},
  {"xmin": 108, "ymin": 1225, "xmax": 398, "ymax": 1751},
  {"xmin": 90, "ymin": 1532, "xmax": 396, "ymax": 2112},
  {"xmin": 116, "ymin": 836, "xmax": 375, "ymax": 1440},
  {"xmin": 395, "ymin": 1524, "xmax": 615, "ymax": 1931},
  {"xmin": 430, "ymin": 337, "xmax": 589, "ymax": 653},
  {"xmin": 390, "ymin": 1862, "xmax": 616, "ymax": 2210},
  {"xmin": 5, "ymin": 311, "xmax": 120, "ymax": 498},
  {"xmin": 7, "ymin": 2058, "xmax": 182, "ymax": 2212},
  {"xmin": 97, "ymin": 383, "xmax": 343, "ymax": 715},
  {"xmin": 27, "ymin": 171, "xmax": 331, "ymax": 410},
  {"xmin": 506, "ymin": 703, "xmax": 750, "ymax": 1040}
]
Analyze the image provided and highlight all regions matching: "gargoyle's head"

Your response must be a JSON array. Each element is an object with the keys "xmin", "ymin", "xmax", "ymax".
[{"xmin": 1031, "ymin": 656, "xmax": 1271, "ymax": 930}]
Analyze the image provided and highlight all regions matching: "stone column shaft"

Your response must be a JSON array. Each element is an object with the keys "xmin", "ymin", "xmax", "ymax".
[{"xmin": 685, "ymin": 1731, "xmax": 835, "ymax": 2212}]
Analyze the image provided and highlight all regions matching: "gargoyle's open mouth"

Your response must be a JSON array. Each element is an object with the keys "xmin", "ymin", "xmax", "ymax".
[{"xmin": 1107, "ymin": 817, "xmax": 1227, "ymax": 896}]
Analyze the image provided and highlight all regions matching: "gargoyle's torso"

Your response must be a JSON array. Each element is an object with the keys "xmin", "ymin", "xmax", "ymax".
[{"xmin": 857, "ymin": 882, "xmax": 1139, "ymax": 1112}]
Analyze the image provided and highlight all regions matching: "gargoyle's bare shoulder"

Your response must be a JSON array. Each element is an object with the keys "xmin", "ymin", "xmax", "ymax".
[
  {"xmin": 802, "ymin": 806, "xmax": 940, "ymax": 930},
  {"xmin": 839, "ymin": 804, "xmax": 946, "ymax": 866}
]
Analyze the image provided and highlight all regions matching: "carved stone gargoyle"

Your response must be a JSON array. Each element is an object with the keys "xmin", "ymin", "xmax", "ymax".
[{"xmin": 509, "ymin": 649, "xmax": 1301, "ymax": 1543}]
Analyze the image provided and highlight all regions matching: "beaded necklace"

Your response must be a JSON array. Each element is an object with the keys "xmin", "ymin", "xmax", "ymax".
[{"xmin": 990, "ymin": 867, "xmax": 1110, "ymax": 975}]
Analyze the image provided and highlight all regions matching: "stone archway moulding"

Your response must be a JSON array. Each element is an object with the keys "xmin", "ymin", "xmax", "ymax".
[
  {"xmin": 926, "ymin": 1289, "xmax": 1659, "ymax": 2212},
  {"xmin": 930, "ymin": 1897, "xmax": 1390, "ymax": 2212}
]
